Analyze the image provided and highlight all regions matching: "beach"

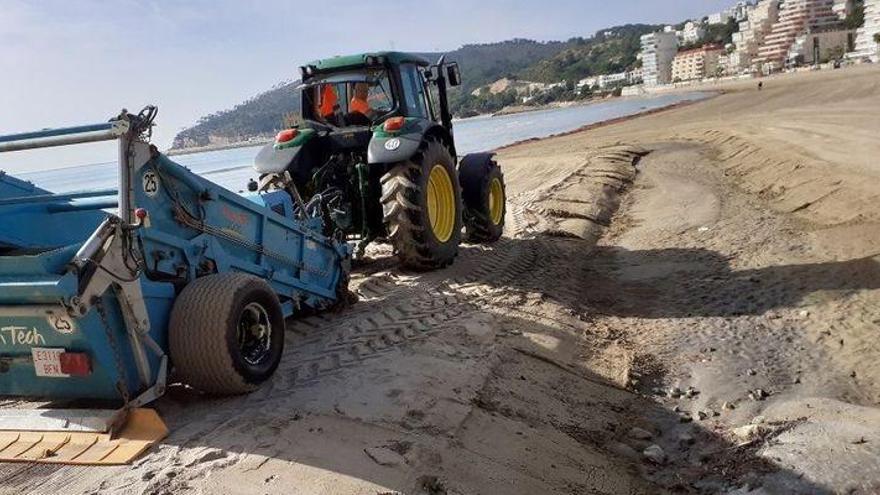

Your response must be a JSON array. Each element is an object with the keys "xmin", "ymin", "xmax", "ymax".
[{"xmin": 3, "ymin": 64, "xmax": 879, "ymax": 495}]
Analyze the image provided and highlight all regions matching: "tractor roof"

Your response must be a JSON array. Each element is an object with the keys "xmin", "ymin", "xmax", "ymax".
[{"xmin": 308, "ymin": 51, "xmax": 432, "ymax": 72}]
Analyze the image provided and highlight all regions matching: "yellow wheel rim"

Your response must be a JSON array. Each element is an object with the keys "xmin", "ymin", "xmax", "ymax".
[
  {"xmin": 427, "ymin": 164, "xmax": 456, "ymax": 243},
  {"xmin": 488, "ymin": 177, "xmax": 504, "ymax": 225}
]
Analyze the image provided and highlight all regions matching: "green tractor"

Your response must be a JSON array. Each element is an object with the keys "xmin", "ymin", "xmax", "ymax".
[{"xmin": 252, "ymin": 52, "xmax": 506, "ymax": 270}]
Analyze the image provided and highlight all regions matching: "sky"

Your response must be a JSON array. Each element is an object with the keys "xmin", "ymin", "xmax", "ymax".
[{"xmin": 0, "ymin": 0, "xmax": 733, "ymax": 172}]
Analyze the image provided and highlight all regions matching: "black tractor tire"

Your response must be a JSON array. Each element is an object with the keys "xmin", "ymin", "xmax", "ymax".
[
  {"xmin": 461, "ymin": 160, "xmax": 506, "ymax": 243},
  {"xmin": 380, "ymin": 138, "xmax": 463, "ymax": 270},
  {"xmin": 169, "ymin": 273, "xmax": 285, "ymax": 395}
]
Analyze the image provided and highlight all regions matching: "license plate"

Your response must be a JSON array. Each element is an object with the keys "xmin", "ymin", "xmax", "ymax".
[{"xmin": 31, "ymin": 348, "xmax": 69, "ymax": 378}]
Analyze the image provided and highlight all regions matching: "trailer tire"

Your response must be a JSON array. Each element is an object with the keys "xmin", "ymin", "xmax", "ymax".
[
  {"xmin": 460, "ymin": 157, "xmax": 505, "ymax": 243},
  {"xmin": 169, "ymin": 273, "xmax": 285, "ymax": 395},
  {"xmin": 381, "ymin": 138, "xmax": 462, "ymax": 270}
]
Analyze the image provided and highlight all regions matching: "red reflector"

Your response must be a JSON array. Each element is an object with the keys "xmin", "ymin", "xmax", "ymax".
[
  {"xmin": 134, "ymin": 208, "xmax": 148, "ymax": 220},
  {"xmin": 276, "ymin": 129, "xmax": 298, "ymax": 143},
  {"xmin": 383, "ymin": 117, "xmax": 405, "ymax": 132},
  {"xmin": 59, "ymin": 352, "xmax": 91, "ymax": 376}
]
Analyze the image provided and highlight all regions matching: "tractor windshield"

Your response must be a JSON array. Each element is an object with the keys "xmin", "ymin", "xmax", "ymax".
[{"xmin": 303, "ymin": 69, "xmax": 394, "ymax": 127}]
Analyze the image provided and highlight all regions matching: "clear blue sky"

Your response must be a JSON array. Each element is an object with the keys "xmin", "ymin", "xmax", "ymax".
[{"xmin": 0, "ymin": 0, "xmax": 733, "ymax": 172}]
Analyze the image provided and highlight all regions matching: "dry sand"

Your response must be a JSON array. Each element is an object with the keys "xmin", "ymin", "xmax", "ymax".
[{"xmin": 1, "ymin": 64, "xmax": 879, "ymax": 495}]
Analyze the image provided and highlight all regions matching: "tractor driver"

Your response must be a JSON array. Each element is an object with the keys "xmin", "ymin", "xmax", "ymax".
[
  {"xmin": 350, "ymin": 82, "xmax": 371, "ymax": 116},
  {"xmin": 342, "ymin": 82, "xmax": 375, "ymax": 126},
  {"xmin": 317, "ymin": 84, "xmax": 341, "ymax": 125}
]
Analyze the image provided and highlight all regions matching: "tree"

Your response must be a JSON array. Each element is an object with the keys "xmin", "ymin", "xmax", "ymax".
[
  {"xmin": 827, "ymin": 46, "xmax": 846, "ymax": 63},
  {"xmin": 845, "ymin": 0, "xmax": 865, "ymax": 29}
]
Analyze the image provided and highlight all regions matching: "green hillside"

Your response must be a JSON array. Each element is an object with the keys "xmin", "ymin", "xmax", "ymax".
[{"xmin": 519, "ymin": 24, "xmax": 662, "ymax": 82}]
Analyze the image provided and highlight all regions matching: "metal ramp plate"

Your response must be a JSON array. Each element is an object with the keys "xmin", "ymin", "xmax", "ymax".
[{"xmin": 0, "ymin": 408, "xmax": 167, "ymax": 464}]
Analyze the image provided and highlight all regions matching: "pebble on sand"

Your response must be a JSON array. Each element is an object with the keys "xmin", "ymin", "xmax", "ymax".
[{"xmin": 643, "ymin": 444, "xmax": 666, "ymax": 464}]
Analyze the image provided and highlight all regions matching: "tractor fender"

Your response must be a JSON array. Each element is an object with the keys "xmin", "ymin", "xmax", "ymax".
[
  {"xmin": 254, "ymin": 142, "xmax": 299, "ymax": 174},
  {"xmin": 253, "ymin": 128, "xmax": 318, "ymax": 174},
  {"xmin": 458, "ymin": 152, "xmax": 498, "ymax": 208},
  {"xmin": 368, "ymin": 120, "xmax": 452, "ymax": 164}
]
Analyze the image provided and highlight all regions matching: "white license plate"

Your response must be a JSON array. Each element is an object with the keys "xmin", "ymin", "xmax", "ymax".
[{"xmin": 31, "ymin": 348, "xmax": 69, "ymax": 378}]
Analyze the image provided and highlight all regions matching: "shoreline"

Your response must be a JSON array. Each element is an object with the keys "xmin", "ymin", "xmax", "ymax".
[
  {"xmin": 166, "ymin": 94, "xmax": 715, "ymax": 159},
  {"xmin": 493, "ymin": 95, "xmax": 716, "ymax": 152},
  {"xmin": 165, "ymin": 139, "xmax": 271, "ymax": 157}
]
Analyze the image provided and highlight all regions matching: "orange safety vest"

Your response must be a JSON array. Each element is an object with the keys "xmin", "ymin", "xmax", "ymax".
[
  {"xmin": 350, "ymin": 96, "xmax": 370, "ymax": 115},
  {"xmin": 319, "ymin": 85, "xmax": 338, "ymax": 118}
]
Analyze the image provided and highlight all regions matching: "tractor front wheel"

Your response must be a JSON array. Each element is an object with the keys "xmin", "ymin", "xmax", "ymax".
[
  {"xmin": 461, "ymin": 159, "xmax": 506, "ymax": 243},
  {"xmin": 380, "ymin": 138, "xmax": 462, "ymax": 270}
]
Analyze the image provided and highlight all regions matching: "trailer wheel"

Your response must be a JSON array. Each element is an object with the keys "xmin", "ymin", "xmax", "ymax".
[
  {"xmin": 460, "ymin": 158, "xmax": 506, "ymax": 243},
  {"xmin": 169, "ymin": 273, "xmax": 285, "ymax": 394},
  {"xmin": 381, "ymin": 138, "xmax": 462, "ymax": 270}
]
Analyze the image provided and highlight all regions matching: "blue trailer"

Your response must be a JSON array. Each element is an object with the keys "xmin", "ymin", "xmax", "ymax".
[{"xmin": 0, "ymin": 107, "xmax": 351, "ymax": 464}]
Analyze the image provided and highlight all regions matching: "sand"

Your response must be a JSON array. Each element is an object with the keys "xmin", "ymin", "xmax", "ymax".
[{"xmin": 1, "ymin": 64, "xmax": 879, "ymax": 495}]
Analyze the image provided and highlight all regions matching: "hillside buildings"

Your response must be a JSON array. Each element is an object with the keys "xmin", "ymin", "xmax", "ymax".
[
  {"xmin": 576, "ymin": 70, "xmax": 643, "ymax": 91},
  {"xmin": 640, "ymin": 32, "xmax": 679, "ymax": 86},
  {"xmin": 709, "ymin": 1, "xmax": 756, "ymax": 25},
  {"xmin": 753, "ymin": 0, "xmax": 843, "ymax": 71},
  {"xmin": 672, "ymin": 45, "xmax": 726, "ymax": 81},
  {"xmin": 726, "ymin": 0, "xmax": 780, "ymax": 73},
  {"xmin": 851, "ymin": 0, "xmax": 880, "ymax": 61}
]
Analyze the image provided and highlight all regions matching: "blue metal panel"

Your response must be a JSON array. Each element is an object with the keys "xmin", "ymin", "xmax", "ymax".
[
  {"xmin": 0, "ymin": 171, "xmax": 49, "ymax": 198},
  {"xmin": 0, "ymin": 173, "xmax": 107, "ymax": 250}
]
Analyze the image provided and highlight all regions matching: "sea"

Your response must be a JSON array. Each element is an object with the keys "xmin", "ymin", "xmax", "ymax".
[{"xmin": 11, "ymin": 92, "xmax": 709, "ymax": 194}]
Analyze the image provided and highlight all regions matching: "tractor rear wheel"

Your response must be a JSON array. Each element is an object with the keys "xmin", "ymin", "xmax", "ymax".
[
  {"xmin": 169, "ymin": 273, "xmax": 285, "ymax": 394},
  {"xmin": 381, "ymin": 138, "xmax": 462, "ymax": 270}
]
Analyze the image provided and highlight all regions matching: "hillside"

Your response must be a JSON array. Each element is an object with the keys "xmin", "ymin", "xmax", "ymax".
[
  {"xmin": 172, "ymin": 29, "xmax": 653, "ymax": 149},
  {"xmin": 172, "ymin": 81, "xmax": 301, "ymax": 149},
  {"xmin": 519, "ymin": 24, "xmax": 662, "ymax": 82}
]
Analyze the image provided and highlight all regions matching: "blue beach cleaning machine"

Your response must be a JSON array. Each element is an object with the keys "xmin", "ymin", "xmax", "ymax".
[{"xmin": 0, "ymin": 107, "xmax": 351, "ymax": 464}]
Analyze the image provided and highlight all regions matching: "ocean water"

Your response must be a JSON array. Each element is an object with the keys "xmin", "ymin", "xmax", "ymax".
[{"xmin": 12, "ymin": 92, "xmax": 709, "ymax": 194}]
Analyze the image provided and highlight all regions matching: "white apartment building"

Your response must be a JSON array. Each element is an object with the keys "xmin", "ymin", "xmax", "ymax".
[
  {"xmin": 640, "ymin": 32, "xmax": 679, "ymax": 86},
  {"xmin": 851, "ymin": 0, "xmax": 880, "ymax": 61},
  {"xmin": 680, "ymin": 21, "xmax": 706, "ymax": 44},
  {"xmin": 754, "ymin": 0, "xmax": 842, "ymax": 71},
  {"xmin": 726, "ymin": 0, "xmax": 780, "ymax": 73},
  {"xmin": 708, "ymin": 11, "xmax": 732, "ymax": 25},
  {"xmin": 672, "ymin": 45, "xmax": 726, "ymax": 81},
  {"xmin": 578, "ymin": 70, "xmax": 643, "ymax": 91},
  {"xmin": 732, "ymin": 1, "xmax": 757, "ymax": 22}
]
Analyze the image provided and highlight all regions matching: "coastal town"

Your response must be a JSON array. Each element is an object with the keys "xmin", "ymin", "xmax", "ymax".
[
  {"xmin": 632, "ymin": 0, "xmax": 878, "ymax": 89},
  {"xmin": 472, "ymin": 0, "xmax": 879, "ymax": 104}
]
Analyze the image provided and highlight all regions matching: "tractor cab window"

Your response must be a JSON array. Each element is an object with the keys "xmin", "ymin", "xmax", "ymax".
[
  {"xmin": 400, "ymin": 64, "xmax": 429, "ymax": 119},
  {"xmin": 304, "ymin": 69, "xmax": 394, "ymax": 127}
]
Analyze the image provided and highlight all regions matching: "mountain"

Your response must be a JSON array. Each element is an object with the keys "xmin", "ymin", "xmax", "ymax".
[{"xmin": 171, "ymin": 29, "xmax": 655, "ymax": 149}]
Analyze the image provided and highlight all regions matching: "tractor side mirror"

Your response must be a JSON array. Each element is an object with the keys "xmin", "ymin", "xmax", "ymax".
[{"xmin": 446, "ymin": 63, "xmax": 462, "ymax": 87}]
